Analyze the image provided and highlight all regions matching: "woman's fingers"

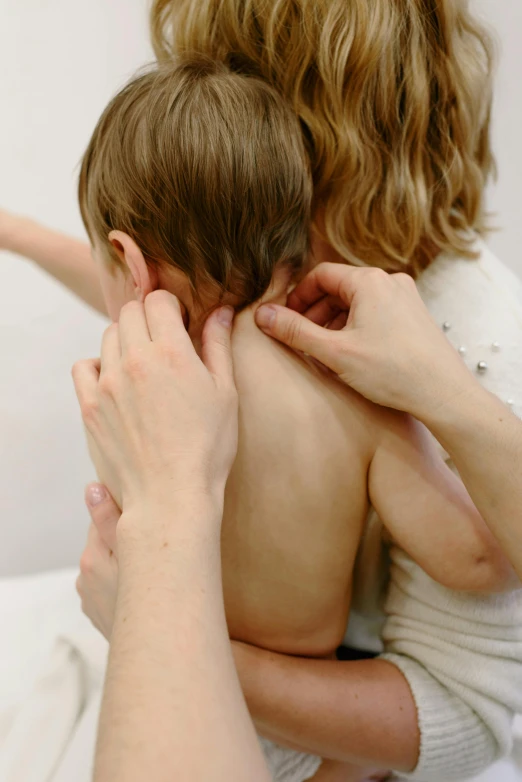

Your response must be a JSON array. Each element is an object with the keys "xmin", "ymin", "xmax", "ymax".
[
  {"xmin": 301, "ymin": 294, "xmax": 347, "ymax": 327},
  {"xmin": 104, "ymin": 292, "xmax": 193, "ymax": 367},
  {"xmin": 201, "ymin": 306, "xmax": 235, "ymax": 387},
  {"xmin": 144, "ymin": 290, "xmax": 193, "ymax": 352},
  {"xmin": 100, "ymin": 323, "xmax": 121, "ymax": 374},
  {"xmin": 256, "ymin": 304, "xmax": 347, "ymax": 375},
  {"xmin": 118, "ymin": 300, "xmax": 152, "ymax": 354},
  {"xmin": 328, "ymin": 311, "xmax": 349, "ymax": 331},
  {"xmin": 287, "ymin": 263, "xmax": 361, "ymax": 313},
  {"xmin": 72, "ymin": 358, "xmax": 101, "ymax": 411},
  {"xmin": 85, "ymin": 483, "xmax": 121, "ymax": 555}
]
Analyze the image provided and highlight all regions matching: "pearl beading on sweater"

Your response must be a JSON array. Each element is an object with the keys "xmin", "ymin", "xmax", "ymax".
[{"xmin": 441, "ymin": 322, "xmax": 516, "ymax": 408}]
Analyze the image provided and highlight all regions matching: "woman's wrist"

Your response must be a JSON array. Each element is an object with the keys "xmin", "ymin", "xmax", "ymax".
[
  {"xmin": 115, "ymin": 499, "xmax": 224, "ymax": 607},
  {"xmin": 420, "ymin": 380, "xmax": 504, "ymax": 449},
  {"xmin": 117, "ymin": 492, "xmax": 224, "ymax": 556},
  {"xmin": 406, "ymin": 362, "xmax": 481, "ymax": 428}
]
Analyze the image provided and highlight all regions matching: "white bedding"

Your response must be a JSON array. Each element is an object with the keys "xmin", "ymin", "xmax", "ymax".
[
  {"xmin": 0, "ymin": 569, "xmax": 106, "ymax": 782},
  {"xmin": 0, "ymin": 569, "xmax": 520, "ymax": 782}
]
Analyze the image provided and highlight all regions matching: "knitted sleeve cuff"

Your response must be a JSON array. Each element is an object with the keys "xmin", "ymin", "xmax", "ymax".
[{"xmin": 381, "ymin": 653, "xmax": 501, "ymax": 782}]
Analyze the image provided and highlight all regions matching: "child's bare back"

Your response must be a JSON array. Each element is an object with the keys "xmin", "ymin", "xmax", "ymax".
[
  {"xmin": 221, "ymin": 296, "xmax": 511, "ymax": 658},
  {"xmin": 89, "ymin": 278, "xmax": 512, "ymax": 663}
]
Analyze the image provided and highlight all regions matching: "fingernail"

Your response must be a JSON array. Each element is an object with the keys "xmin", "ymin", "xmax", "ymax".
[
  {"xmin": 256, "ymin": 305, "xmax": 277, "ymax": 330},
  {"xmin": 218, "ymin": 306, "xmax": 234, "ymax": 327},
  {"xmin": 86, "ymin": 483, "xmax": 108, "ymax": 508}
]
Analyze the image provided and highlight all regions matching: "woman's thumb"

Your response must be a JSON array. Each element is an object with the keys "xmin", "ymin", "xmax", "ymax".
[
  {"xmin": 256, "ymin": 304, "xmax": 340, "ymax": 371},
  {"xmin": 85, "ymin": 483, "xmax": 120, "ymax": 554}
]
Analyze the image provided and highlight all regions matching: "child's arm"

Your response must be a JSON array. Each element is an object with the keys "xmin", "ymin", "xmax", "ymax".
[
  {"xmin": 0, "ymin": 209, "xmax": 107, "ymax": 315},
  {"xmin": 368, "ymin": 411, "xmax": 518, "ymax": 593}
]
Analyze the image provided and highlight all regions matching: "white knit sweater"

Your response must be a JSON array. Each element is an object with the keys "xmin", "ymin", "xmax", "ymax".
[
  {"xmin": 417, "ymin": 240, "xmax": 522, "ymax": 419},
  {"xmin": 262, "ymin": 241, "xmax": 522, "ymax": 782},
  {"xmin": 381, "ymin": 549, "xmax": 522, "ymax": 781},
  {"xmin": 352, "ymin": 240, "xmax": 522, "ymax": 781}
]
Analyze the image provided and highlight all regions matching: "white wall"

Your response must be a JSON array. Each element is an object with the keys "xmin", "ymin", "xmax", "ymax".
[
  {"xmin": 0, "ymin": 0, "xmax": 152, "ymax": 575},
  {"xmin": 476, "ymin": 0, "xmax": 522, "ymax": 266},
  {"xmin": 0, "ymin": 0, "xmax": 521, "ymax": 576}
]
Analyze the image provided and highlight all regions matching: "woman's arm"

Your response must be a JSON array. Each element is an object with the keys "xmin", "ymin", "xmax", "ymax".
[
  {"xmin": 77, "ymin": 489, "xmax": 271, "ymax": 782},
  {"xmin": 233, "ymin": 643, "xmax": 419, "ymax": 772},
  {"xmin": 97, "ymin": 498, "xmax": 270, "ymax": 782},
  {"xmin": 368, "ymin": 410, "xmax": 517, "ymax": 592},
  {"xmin": 0, "ymin": 210, "xmax": 106, "ymax": 314},
  {"xmin": 234, "ymin": 543, "xmax": 522, "ymax": 781},
  {"xmin": 80, "ymin": 483, "xmax": 522, "ymax": 782},
  {"xmin": 422, "ymin": 384, "xmax": 522, "ymax": 577}
]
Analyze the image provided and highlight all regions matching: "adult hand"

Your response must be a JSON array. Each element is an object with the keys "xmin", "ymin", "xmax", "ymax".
[
  {"xmin": 72, "ymin": 291, "xmax": 238, "ymax": 530},
  {"xmin": 256, "ymin": 263, "xmax": 476, "ymax": 419},
  {"xmin": 76, "ymin": 483, "xmax": 120, "ymax": 640}
]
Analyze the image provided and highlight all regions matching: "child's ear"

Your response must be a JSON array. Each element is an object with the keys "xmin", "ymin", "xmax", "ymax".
[{"xmin": 108, "ymin": 230, "xmax": 158, "ymax": 302}]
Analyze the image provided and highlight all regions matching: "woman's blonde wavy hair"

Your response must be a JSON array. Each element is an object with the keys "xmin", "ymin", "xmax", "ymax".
[{"xmin": 151, "ymin": 0, "xmax": 496, "ymax": 276}]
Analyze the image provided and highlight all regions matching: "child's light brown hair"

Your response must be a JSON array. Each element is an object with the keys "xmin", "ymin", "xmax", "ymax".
[
  {"xmin": 151, "ymin": 0, "xmax": 496, "ymax": 276},
  {"xmin": 79, "ymin": 57, "xmax": 312, "ymax": 305}
]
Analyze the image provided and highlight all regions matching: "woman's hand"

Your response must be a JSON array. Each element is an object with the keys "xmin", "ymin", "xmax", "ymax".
[
  {"xmin": 77, "ymin": 484, "xmax": 121, "ymax": 640},
  {"xmin": 72, "ymin": 291, "xmax": 238, "ymax": 529},
  {"xmin": 256, "ymin": 263, "xmax": 476, "ymax": 419}
]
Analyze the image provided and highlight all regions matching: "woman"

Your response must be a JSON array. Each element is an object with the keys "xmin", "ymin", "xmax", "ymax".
[{"xmin": 2, "ymin": 0, "xmax": 522, "ymax": 779}]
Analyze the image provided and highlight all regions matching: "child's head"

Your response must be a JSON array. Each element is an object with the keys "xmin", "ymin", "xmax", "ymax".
[
  {"xmin": 79, "ymin": 56, "xmax": 312, "ymax": 323},
  {"xmin": 151, "ymin": 0, "xmax": 495, "ymax": 275}
]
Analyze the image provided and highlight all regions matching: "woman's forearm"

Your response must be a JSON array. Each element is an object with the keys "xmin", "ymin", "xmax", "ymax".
[
  {"xmin": 95, "ymin": 502, "xmax": 270, "ymax": 782},
  {"xmin": 1, "ymin": 213, "xmax": 106, "ymax": 314},
  {"xmin": 234, "ymin": 643, "xmax": 419, "ymax": 772},
  {"xmin": 423, "ymin": 386, "xmax": 522, "ymax": 580}
]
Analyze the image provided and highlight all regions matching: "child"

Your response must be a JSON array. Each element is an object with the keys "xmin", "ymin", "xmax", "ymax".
[{"xmin": 78, "ymin": 55, "xmax": 519, "ymax": 782}]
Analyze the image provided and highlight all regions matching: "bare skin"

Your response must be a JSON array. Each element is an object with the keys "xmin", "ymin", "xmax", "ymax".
[
  {"xmin": 258, "ymin": 261, "xmax": 522, "ymax": 582},
  {"xmin": 85, "ymin": 297, "xmax": 441, "ymax": 780},
  {"xmin": 0, "ymin": 210, "xmax": 106, "ymax": 314},
  {"xmin": 4, "ymin": 216, "xmax": 516, "ymax": 777},
  {"xmin": 310, "ymin": 761, "xmax": 390, "ymax": 782},
  {"xmin": 89, "ymin": 275, "xmax": 512, "ymax": 661}
]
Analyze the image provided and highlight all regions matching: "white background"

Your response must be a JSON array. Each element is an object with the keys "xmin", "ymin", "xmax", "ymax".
[{"xmin": 0, "ymin": 0, "xmax": 520, "ymax": 576}]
